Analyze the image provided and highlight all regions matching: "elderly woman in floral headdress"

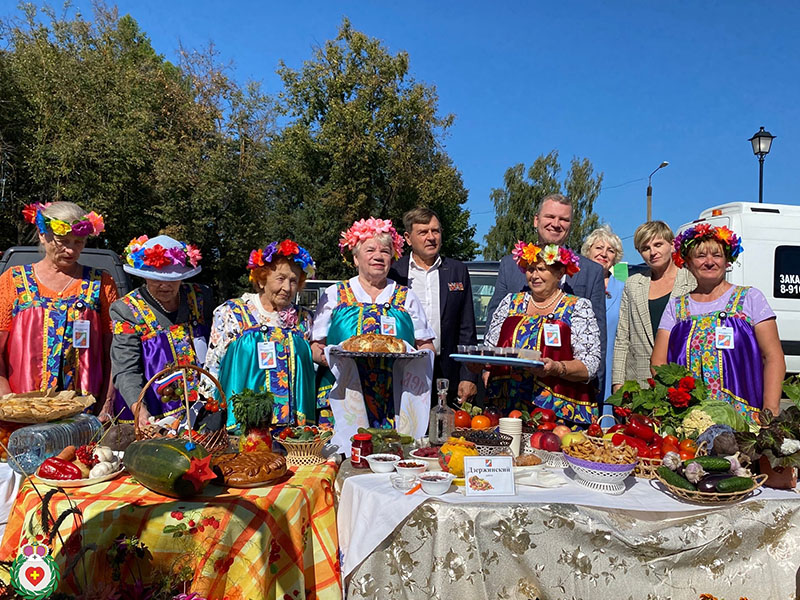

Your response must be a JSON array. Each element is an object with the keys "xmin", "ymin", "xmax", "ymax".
[
  {"xmin": 0, "ymin": 202, "xmax": 116, "ymax": 412},
  {"xmin": 110, "ymin": 235, "xmax": 214, "ymax": 428},
  {"xmin": 312, "ymin": 218, "xmax": 435, "ymax": 437},
  {"xmin": 484, "ymin": 242, "xmax": 601, "ymax": 428},
  {"xmin": 652, "ymin": 224, "xmax": 784, "ymax": 421},
  {"xmin": 202, "ymin": 240, "xmax": 317, "ymax": 430}
]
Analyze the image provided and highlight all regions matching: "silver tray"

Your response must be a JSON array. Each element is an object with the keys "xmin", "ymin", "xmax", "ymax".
[
  {"xmin": 329, "ymin": 348, "xmax": 422, "ymax": 360},
  {"xmin": 451, "ymin": 353, "xmax": 544, "ymax": 368}
]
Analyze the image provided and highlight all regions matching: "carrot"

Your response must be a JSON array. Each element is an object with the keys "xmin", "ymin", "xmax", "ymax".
[{"xmin": 57, "ymin": 445, "xmax": 76, "ymax": 462}]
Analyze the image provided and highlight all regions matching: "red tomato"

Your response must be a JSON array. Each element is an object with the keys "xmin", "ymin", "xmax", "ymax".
[
  {"xmin": 661, "ymin": 443, "xmax": 679, "ymax": 455},
  {"xmin": 454, "ymin": 410, "xmax": 472, "ymax": 428},
  {"xmin": 508, "ymin": 410, "xmax": 523, "ymax": 419},
  {"xmin": 679, "ymin": 439, "xmax": 698, "ymax": 452},
  {"xmin": 662, "ymin": 435, "xmax": 679, "ymax": 448},
  {"xmin": 586, "ymin": 423, "xmax": 603, "ymax": 437},
  {"xmin": 536, "ymin": 422, "xmax": 557, "ymax": 432},
  {"xmin": 679, "ymin": 449, "xmax": 696, "ymax": 461}
]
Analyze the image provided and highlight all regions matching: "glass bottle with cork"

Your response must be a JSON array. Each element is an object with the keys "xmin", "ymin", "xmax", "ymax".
[{"xmin": 428, "ymin": 378, "xmax": 455, "ymax": 444}]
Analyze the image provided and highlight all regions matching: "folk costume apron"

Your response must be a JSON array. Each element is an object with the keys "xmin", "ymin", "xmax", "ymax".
[
  {"xmin": 666, "ymin": 286, "xmax": 762, "ymax": 423},
  {"xmin": 316, "ymin": 281, "xmax": 415, "ymax": 428},
  {"xmin": 112, "ymin": 284, "xmax": 208, "ymax": 423},
  {"xmin": 487, "ymin": 293, "xmax": 596, "ymax": 427},
  {"xmin": 6, "ymin": 265, "xmax": 104, "ymax": 396},
  {"xmin": 215, "ymin": 299, "xmax": 315, "ymax": 430}
]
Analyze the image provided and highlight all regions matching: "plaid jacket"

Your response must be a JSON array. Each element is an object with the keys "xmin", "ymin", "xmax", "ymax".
[{"xmin": 611, "ymin": 268, "xmax": 696, "ymax": 386}]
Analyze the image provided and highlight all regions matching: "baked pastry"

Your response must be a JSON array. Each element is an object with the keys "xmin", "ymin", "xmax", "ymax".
[
  {"xmin": 514, "ymin": 454, "xmax": 543, "ymax": 467},
  {"xmin": 211, "ymin": 451, "xmax": 288, "ymax": 487},
  {"xmin": 0, "ymin": 390, "xmax": 95, "ymax": 423},
  {"xmin": 342, "ymin": 333, "xmax": 406, "ymax": 354}
]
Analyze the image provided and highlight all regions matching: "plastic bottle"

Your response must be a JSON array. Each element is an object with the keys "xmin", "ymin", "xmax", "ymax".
[{"xmin": 6, "ymin": 414, "xmax": 103, "ymax": 474}]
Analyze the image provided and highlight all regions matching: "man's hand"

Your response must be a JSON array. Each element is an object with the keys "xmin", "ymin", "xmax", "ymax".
[{"xmin": 457, "ymin": 381, "xmax": 478, "ymax": 403}]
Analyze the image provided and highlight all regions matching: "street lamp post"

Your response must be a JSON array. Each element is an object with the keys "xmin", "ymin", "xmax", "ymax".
[
  {"xmin": 646, "ymin": 161, "xmax": 669, "ymax": 222},
  {"xmin": 748, "ymin": 126, "xmax": 775, "ymax": 203}
]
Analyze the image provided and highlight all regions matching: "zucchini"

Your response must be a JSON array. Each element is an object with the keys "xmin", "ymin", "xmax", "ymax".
[
  {"xmin": 684, "ymin": 456, "xmax": 731, "ymax": 473},
  {"xmin": 657, "ymin": 466, "xmax": 696, "ymax": 491},
  {"xmin": 124, "ymin": 438, "xmax": 210, "ymax": 498},
  {"xmin": 715, "ymin": 476, "xmax": 754, "ymax": 493}
]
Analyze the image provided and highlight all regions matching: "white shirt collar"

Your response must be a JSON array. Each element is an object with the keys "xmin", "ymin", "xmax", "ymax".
[{"xmin": 409, "ymin": 253, "xmax": 442, "ymax": 272}]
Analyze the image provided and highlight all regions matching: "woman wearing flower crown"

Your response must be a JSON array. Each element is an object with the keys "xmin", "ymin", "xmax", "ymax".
[
  {"xmin": 651, "ymin": 224, "xmax": 785, "ymax": 421},
  {"xmin": 0, "ymin": 202, "xmax": 117, "ymax": 411},
  {"xmin": 483, "ymin": 242, "xmax": 601, "ymax": 427},
  {"xmin": 311, "ymin": 218, "xmax": 435, "ymax": 434},
  {"xmin": 110, "ymin": 235, "xmax": 214, "ymax": 428},
  {"xmin": 202, "ymin": 240, "xmax": 317, "ymax": 429}
]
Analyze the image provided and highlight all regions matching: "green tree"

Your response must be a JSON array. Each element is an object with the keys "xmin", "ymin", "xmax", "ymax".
[
  {"xmin": 267, "ymin": 19, "xmax": 476, "ymax": 278},
  {"xmin": 483, "ymin": 150, "xmax": 602, "ymax": 259}
]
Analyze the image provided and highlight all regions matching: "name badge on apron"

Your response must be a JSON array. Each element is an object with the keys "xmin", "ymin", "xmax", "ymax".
[
  {"xmin": 380, "ymin": 316, "xmax": 397, "ymax": 337},
  {"xmin": 543, "ymin": 323, "xmax": 562, "ymax": 347},
  {"xmin": 257, "ymin": 341, "xmax": 277, "ymax": 370},
  {"xmin": 73, "ymin": 320, "xmax": 91, "ymax": 349},
  {"xmin": 715, "ymin": 326, "xmax": 734, "ymax": 350},
  {"xmin": 193, "ymin": 336, "xmax": 208, "ymax": 365}
]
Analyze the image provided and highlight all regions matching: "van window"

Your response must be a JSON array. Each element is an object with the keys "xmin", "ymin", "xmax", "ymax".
[
  {"xmin": 297, "ymin": 289, "xmax": 322, "ymax": 312},
  {"xmin": 774, "ymin": 246, "xmax": 800, "ymax": 299},
  {"xmin": 471, "ymin": 273, "xmax": 497, "ymax": 341}
]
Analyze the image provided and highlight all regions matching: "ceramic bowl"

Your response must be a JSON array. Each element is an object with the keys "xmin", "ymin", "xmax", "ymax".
[
  {"xmin": 389, "ymin": 473, "xmax": 418, "ymax": 491},
  {"xmin": 418, "ymin": 471, "xmax": 456, "ymax": 495},
  {"xmin": 409, "ymin": 448, "xmax": 441, "ymax": 471},
  {"xmin": 365, "ymin": 453, "xmax": 402, "ymax": 473},
  {"xmin": 395, "ymin": 461, "xmax": 427, "ymax": 477}
]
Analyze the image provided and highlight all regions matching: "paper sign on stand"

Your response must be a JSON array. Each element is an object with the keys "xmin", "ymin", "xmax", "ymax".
[{"xmin": 463, "ymin": 455, "xmax": 515, "ymax": 496}]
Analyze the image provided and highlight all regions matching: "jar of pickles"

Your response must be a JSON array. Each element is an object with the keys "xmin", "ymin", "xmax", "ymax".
[{"xmin": 351, "ymin": 433, "xmax": 373, "ymax": 469}]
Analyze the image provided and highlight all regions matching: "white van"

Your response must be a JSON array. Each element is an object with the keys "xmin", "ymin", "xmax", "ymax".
[{"xmin": 678, "ymin": 201, "xmax": 800, "ymax": 375}]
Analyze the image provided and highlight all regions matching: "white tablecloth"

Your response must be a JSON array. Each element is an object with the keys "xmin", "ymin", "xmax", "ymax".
[
  {"xmin": 337, "ymin": 467, "xmax": 800, "ymax": 578},
  {"xmin": 0, "ymin": 463, "xmax": 23, "ymax": 541}
]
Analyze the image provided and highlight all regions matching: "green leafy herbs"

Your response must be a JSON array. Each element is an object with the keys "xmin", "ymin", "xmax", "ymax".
[
  {"xmin": 734, "ymin": 406, "xmax": 800, "ymax": 468},
  {"xmin": 783, "ymin": 374, "xmax": 800, "ymax": 406},
  {"xmin": 230, "ymin": 388, "xmax": 275, "ymax": 429}
]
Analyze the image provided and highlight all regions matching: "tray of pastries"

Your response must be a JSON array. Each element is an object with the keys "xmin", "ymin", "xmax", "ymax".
[
  {"xmin": 331, "ymin": 334, "xmax": 420, "ymax": 359},
  {"xmin": 0, "ymin": 390, "xmax": 95, "ymax": 423},
  {"xmin": 211, "ymin": 451, "xmax": 288, "ymax": 488}
]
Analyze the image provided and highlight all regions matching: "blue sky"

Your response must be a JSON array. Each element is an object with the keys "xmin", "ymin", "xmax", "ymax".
[{"xmin": 6, "ymin": 1, "xmax": 800, "ymax": 260}]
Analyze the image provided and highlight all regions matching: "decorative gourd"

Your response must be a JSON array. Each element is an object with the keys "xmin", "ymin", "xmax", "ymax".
[
  {"xmin": 438, "ymin": 437, "xmax": 478, "ymax": 477},
  {"xmin": 123, "ymin": 438, "xmax": 215, "ymax": 498}
]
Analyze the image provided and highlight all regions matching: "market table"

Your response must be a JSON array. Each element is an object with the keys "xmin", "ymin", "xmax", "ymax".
[
  {"xmin": 1, "ymin": 461, "xmax": 342, "ymax": 600},
  {"xmin": 337, "ymin": 464, "xmax": 800, "ymax": 600}
]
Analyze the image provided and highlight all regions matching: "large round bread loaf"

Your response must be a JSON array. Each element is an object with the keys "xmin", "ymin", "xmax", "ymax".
[
  {"xmin": 341, "ymin": 333, "xmax": 406, "ymax": 353},
  {"xmin": 211, "ymin": 451, "xmax": 287, "ymax": 486}
]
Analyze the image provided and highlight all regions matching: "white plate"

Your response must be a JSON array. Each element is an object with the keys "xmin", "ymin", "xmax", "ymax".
[
  {"xmin": 450, "ymin": 354, "xmax": 544, "ymax": 368},
  {"xmin": 34, "ymin": 467, "xmax": 125, "ymax": 488}
]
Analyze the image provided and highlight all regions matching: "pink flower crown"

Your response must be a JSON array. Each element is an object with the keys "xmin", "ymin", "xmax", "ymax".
[
  {"xmin": 512, "ymin": 241, "xmax": 581, "ymax": 276},
  {"xmin": 338, "ymin": 217, "xmax": 404, "ymax": 259}
]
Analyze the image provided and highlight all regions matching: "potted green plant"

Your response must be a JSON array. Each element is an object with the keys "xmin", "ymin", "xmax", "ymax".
[{"xmin": 229, "ymin": 388, "xmax": 275, "ymax": 453}]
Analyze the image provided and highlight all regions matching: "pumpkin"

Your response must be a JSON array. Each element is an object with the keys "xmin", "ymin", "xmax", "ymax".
[
  {"xmin": 123, "ymin": 438, "xmax": 214, "ymax": 498},
  {"xmin": 438, "ymin": 437, "xmax": 478, "ymax": 477}
]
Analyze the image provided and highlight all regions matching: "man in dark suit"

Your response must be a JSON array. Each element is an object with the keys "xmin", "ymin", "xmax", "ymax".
[
  {"xmin": 389, "ymin": 208, "xmax": 479, "ymax": 405},
  {"xmin": 485, "ymin": 194, "xmax": 607, "ymax": 395}
]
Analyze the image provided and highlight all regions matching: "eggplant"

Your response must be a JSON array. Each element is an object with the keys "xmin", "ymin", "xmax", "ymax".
[{"xmin": 696, "ymin": 474, "xmax": 730, "ymax": 493}]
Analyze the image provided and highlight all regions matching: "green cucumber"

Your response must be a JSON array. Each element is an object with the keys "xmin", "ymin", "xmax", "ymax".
[
  {"xmin": 684, "ymin": 456, "xmax": 731, "ymax": 473},
  {"xmin": 657, "ymin": 466, "xmax": 697, "ymax": 491},
  {"xmin": 714, "ymin": 476, "xmax": 754, "ymax": 493}
]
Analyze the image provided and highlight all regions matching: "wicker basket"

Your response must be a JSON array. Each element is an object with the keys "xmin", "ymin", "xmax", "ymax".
[
  {"xmin": 654, "ymin": 472, "xmax": 768, "ymax": 505},
  {"xmin": 586, "ymin": 414, "xmax": 618, "ymax": 444},
  {"xmin": 275, "ymin": 436, "xmax": 330, "ymax": 466},
  {"xmin": 451, "ymin": 428, "xmax": 512, "ymax": 456},
  {"xmin": 634, "ymin": 456, "xmax": 663, "ymax": 479},
  {"xmin": 133, "ymin": 364, "xmax": 229, "ymax": 456}
]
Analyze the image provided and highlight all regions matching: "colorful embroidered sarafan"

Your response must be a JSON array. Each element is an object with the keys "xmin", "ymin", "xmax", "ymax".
[
  {"xmin": 213, "ymin": 298, "xmax": 316, "ymax": 430},
  {"xmin": 667, "ymin": 286, "xmax": 762, "ymax": 422},
  {"xmin": 316, "ymin": 281, "xmax": 414, "ymax": 428},
  {"xmin": 6, "ymin": 265, "xmax": 104, "ymax": 395},
  {"xmin": 112, "ymin": 284, "xmax": 208, "ymax": 423},
  {"xmin": 487, "ymin": 293, "xmax": 596, "ymax": 427}
]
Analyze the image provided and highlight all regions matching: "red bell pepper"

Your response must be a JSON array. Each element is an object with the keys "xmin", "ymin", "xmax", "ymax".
[
  {"xmin": 607, "ymin": 424, "xmax": 626, "ymax": 434},
  {"xmin": 532, "ymin": 408, "xmax": 557, "ymax": 423},
  {"xmin": 624, "ymin": 420, "xmax": 656, "ymax": 443},
  {"xmin": 39, "ymin": 457, "xmax": 83, "ymax": 480},
  {"xmin": 586, "ymin": 423, "xmax": 603, "ymax": 437},
  {"xmin": 629, "ymin": 413, "xmax": 656, "ymax": 428},
  {"xmin": 611, "ymin": 433, "xmax": 651, "ymax": 458}
]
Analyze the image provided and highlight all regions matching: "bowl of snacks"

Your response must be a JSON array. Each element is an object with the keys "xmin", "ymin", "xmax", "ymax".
[
  {"xmin": 409, "ymin": 446, "xmax": 441, "ymax": 471},
  {"xmin": 389, "ymin": 473, "xmax": 418, "ymax": 492},
  {"xmin": 562, "ymin": 439, "xmax": 637, "ymax": 493},
  {"xmin": 395, "ymin": 460, "xmax": 427, "ymax": 477},
  {"xmin": 365, "ymin": 453, "xmax": 402, "ymax": 473},
  {"xmin": 418, "ymin": 471, "xmax": 456, "ymax": 496}
]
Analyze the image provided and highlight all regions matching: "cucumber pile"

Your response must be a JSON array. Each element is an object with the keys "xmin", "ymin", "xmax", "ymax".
[{"xmin": 658, "ymin": 452, "xmax": 755, "ymax": 494}]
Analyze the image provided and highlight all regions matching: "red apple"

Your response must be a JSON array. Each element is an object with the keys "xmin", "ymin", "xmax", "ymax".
[
  {"xmin": 532, "ymin": 407, "xmax": 557, "ymax": 423},
  {"xmin": 537, "ymin": 422, "xmax": 557, "ymax": 432},
  {"xmin": 530, "ymin": 431, "xmax": 545, "ymax": 449},
  {"xmin": 540, "ymin": 432, "xmax": 561, "ymax": 452},
  {"xmin": 552, "ymin": 425, "xmax": 571, "ymax": 439},
  {"xmin": 482, "ymin": 406, "xmax": 501, "ymax": 427}
]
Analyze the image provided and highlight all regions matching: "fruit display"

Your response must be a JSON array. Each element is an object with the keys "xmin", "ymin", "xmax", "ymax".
[
  {"xmin": 277, "ymin": 426, "xmax": 333, "ymax": 443},
  {"xmin": 123, "ymin": 438, "xmax": 215, "ymax": 498},
  {"xmin": 438, "ymin": 437, "xmax": 478, "ymax": 477},
  {"xmin": 36, "ymin": 443, "xmax": 121, "ymax": 483}
]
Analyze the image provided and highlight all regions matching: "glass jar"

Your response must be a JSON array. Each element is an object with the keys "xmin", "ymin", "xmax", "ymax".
[{"xmin": 351, "ymin": 433, "xmax": 373, "ymax": 469}]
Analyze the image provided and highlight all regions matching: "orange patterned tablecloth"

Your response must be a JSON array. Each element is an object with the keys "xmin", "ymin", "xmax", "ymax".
[{"xmin": 0, "ymin": 462, "xmax": 342, "ymax": 599}]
